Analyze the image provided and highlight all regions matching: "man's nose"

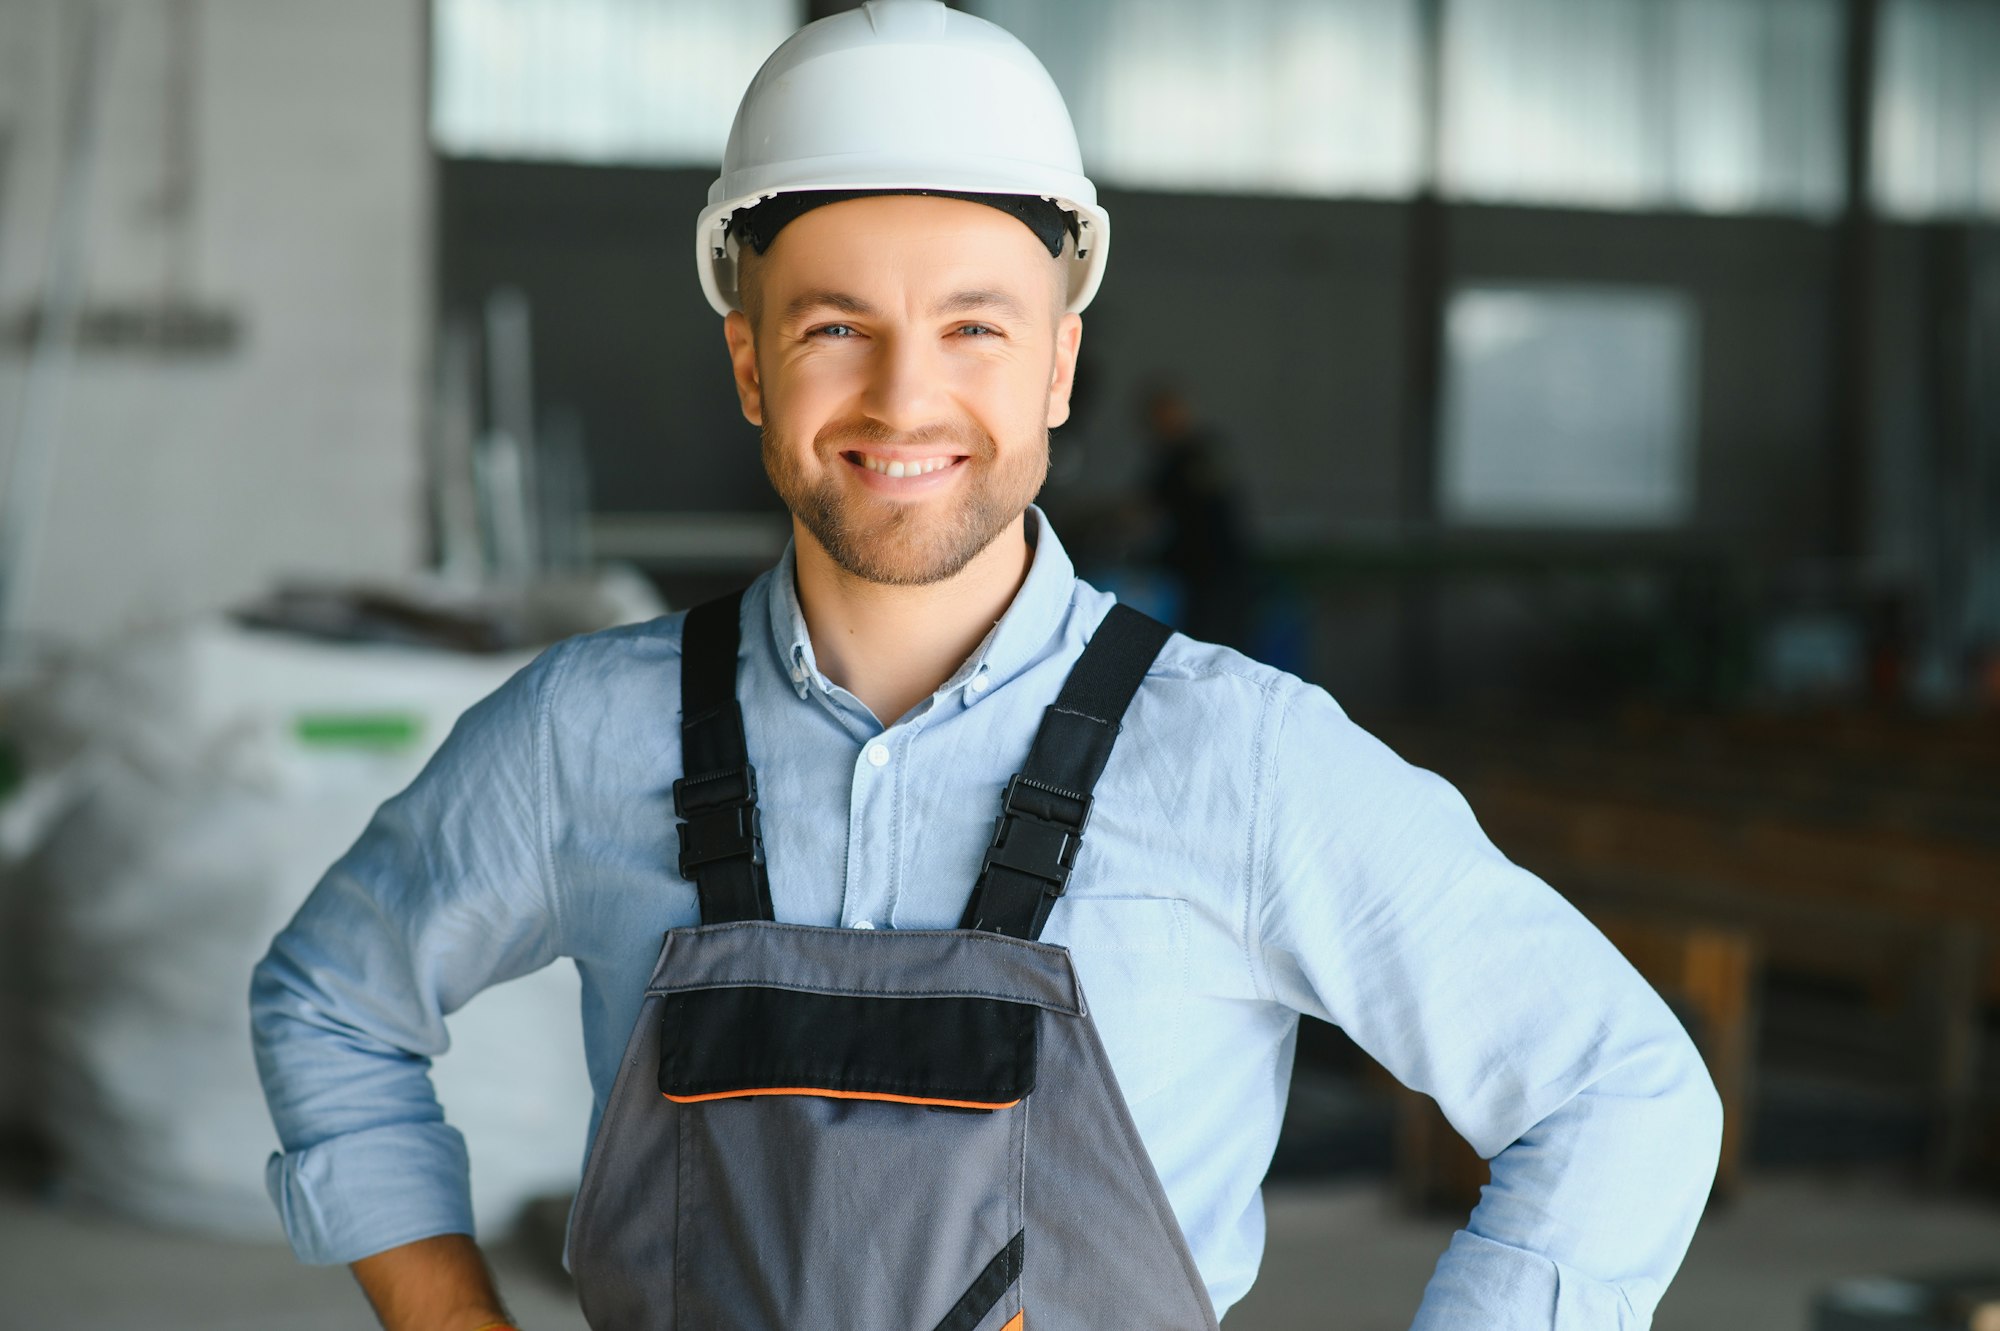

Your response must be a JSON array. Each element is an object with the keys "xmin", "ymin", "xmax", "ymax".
[{"xmin": 858, "ymin": 330, "xmax": 948, "ymax": 435}]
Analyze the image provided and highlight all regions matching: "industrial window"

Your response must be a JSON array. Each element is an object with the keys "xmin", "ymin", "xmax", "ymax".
[
  {"xmin": 1872, "ymin": 0, "xmax": 2000, "ymax": 219},
  {"xmin": 970, "ymin": 0, "xmax": 1846, "ymax": 216},
  {"xmin": 430, "ymin": 0, "xmax": 800, "ymax": 163},
  {"xmin": 963, "ymin": 0, "xmax": 1426, "ymax": 198},
  {"xmin": 1439, "ymin": 286, "xmax": 1700, "ymax": 528},
  {"xmin": 428, "ymin": 0, "xmax": 1990, "ymax": 225},
  {"xmin": 1441, "ymin": 0, "xmax": 1845, "ymax": 217}
]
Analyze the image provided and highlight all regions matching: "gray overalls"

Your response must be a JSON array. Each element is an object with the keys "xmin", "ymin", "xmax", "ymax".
[{"xmin": 567, "ymin": 593, "xmax": 1222, "ymax": 1331}]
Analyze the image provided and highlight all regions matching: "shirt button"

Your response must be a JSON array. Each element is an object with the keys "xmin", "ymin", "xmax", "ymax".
[
  {"xmin": 790, "ymin": 662, "xmax": 806, "ymax": 684},
  {"xmin": 866, "ymin": 742, "xmax": 890, "ymax": 767},
  {"xmin": 852, "ymin": 920, "xmax": 877, "ymax": 930},
  {"xmin": 969, "ymin": 673, "xmax": 990, "ymax": 694}
]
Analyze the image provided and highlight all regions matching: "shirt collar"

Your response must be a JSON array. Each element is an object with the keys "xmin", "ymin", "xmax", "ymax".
[{"xmin": 766, "ymin": 504, "xmax": 1077, "ymax": 707}]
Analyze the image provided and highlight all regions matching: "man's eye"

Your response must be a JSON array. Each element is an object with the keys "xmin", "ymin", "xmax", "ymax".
[
  {"xmin": 810, "ymin": 324, "xmax": 857, "ymax": 339},
  {"xmin": 955, "ymin": 324, "xmax": 999, "ymax": 338}
]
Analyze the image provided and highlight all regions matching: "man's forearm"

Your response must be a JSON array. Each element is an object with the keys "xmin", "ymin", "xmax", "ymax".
[{"xmin": 351, "ymin": 1234, "xmax": 514, "ymax": 1331}]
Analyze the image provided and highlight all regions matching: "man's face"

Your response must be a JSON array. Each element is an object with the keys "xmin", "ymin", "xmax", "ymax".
[{"xmin": 723, "ymin": 194, "xmax": 1083, "ymax": 587}]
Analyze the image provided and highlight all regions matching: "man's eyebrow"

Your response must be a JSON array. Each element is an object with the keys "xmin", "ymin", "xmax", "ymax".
[
  {"xmin": 932, "ymin": 289, "xmax": 1029, "ymax": 321},
  {"xmin": 781, "ymin": 290, "xmax": 877, "ymax": 323}
]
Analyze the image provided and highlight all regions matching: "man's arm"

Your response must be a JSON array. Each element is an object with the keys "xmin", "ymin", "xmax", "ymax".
[
  {"xmin": 1254, "ymin": 683, "xmax": 1723, "ymax": 1330},
  {"xmin": 352, "ymin": 1235, "xmax": 513, "ymax": 1331},
  {"xmin": 250, "ymin": 644, "xmax": 571, "ymax": 1304}
]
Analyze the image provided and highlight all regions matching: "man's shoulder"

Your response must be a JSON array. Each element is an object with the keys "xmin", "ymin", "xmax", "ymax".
[
  {"xmin": 1057, "ymin": 587, "xmax": 1321, "ymax": 773},
  {"xmin": 1145, "ymin": 624, "xmax": 1293, "ymax": 694},
  {"xmin": 1073, "ymin": 584, "xmax": 1308, "ymax": 717},
  {"xmin": 549, "ymin": 566, "xmax": 783, "ymax": 682},
  {"xmin": 524, "ymin": 608, "xmax": 692, "ymax": 720},
  {"xmin": 561, "ymin": 608, "xmax": 690, "ymax": 659}
]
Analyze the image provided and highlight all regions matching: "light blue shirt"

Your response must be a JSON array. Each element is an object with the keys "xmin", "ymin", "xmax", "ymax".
[{"xmin": 251, "ymin": 507, "xmax": 1720, "ymax": 1326}]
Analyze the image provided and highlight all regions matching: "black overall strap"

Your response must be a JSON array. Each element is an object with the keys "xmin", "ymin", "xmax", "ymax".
[
  {"xmin": 961, "ymin": 603, "xmax": 1172, "ymax": 941},
  {"xmin": 674, "ymin": 591, "xmax": 775, "ymax": 924}
]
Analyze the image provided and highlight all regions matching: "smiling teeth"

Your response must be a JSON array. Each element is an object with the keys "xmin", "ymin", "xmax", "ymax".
[{"xmin": 860, "ymin": 455, "xmax": 954, "ymax": 478}]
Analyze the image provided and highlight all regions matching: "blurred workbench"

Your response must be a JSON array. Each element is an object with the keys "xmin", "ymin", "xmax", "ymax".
[{"xmin": 1375, "ymin": 707, "xmax": 2000, "ymax": 1209}]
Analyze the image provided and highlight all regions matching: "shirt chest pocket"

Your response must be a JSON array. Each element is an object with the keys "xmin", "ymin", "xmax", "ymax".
[{"xmin": 1041, "ymin": 895, "xmax": 1190, "ymax": 1108}]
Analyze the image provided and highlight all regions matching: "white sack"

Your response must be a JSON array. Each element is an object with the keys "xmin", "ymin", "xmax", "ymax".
[{"xmin": 4, "ymin": 616, "xmax": 616, "ymax": 1241}]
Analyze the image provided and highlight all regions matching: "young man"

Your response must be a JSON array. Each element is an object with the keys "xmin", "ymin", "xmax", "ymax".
[{"xmin": 251, "ymin": 4, "xmax": 1721, "ymax": 1328}]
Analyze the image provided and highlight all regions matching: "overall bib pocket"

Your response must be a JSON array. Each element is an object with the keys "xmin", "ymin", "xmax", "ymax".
[{"xmin": 661, "ymin": 982, "xmax": 1035, "ymax": 1331}]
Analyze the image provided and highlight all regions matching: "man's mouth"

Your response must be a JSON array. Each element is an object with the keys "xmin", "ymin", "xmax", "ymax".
[{"xmin": 843, "ymin": 451, "xmax": 966, "ymax": 479}]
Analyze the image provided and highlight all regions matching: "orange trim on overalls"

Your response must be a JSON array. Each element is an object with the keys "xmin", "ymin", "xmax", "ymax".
[
  {"xmin": 1000, "ymin": 1313, "xmax": 1024, "ymax": 1331},
  {"xmin": 662, "ymin": 1087, "xmax": 1022, "ymax": 1111}
]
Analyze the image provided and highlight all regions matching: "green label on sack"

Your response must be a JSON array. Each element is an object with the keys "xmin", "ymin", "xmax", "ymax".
[{"xmin": 294, "ymin": 713, "xmax": 424, "ymax": 749}]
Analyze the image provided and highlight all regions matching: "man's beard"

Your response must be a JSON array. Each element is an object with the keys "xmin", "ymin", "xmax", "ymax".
[{"xmin": 762, "ymin": 415, "xmax": 1047, "ymax": 587}]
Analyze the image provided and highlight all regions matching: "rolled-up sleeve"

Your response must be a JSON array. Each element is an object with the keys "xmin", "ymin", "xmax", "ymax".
[
  {"xmin": 249, "ymin": 642, "xmax": 570, "ymax": 1265},
  {"xmin": 1255, "ymin": 684, "xmax": 1723, "ymax": 1329}
]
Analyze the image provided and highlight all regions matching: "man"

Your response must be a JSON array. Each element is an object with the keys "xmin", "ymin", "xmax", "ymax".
[{"xmin": 251, "ymin": 4, "xmax": 1721, "ymax": 1329}]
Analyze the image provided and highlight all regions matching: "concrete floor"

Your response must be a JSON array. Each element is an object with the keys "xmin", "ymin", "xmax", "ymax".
[{"xmin": 3, "ymin": 1173, "xmax": 1999, "ymax": 1329}]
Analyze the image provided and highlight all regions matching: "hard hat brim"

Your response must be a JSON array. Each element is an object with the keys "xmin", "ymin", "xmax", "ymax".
[{"xmin": 696, "ymin": 175, "xmax": 1110, "ymax": 318}]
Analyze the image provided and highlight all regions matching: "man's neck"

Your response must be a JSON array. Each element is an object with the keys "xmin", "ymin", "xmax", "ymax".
[{"xmin": 792, "ymin": 514, "xmax": 1035, "ymax": 725}]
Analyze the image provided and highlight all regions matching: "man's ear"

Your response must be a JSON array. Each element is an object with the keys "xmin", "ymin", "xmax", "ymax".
[
  {"xmin": 723, "ymin": 309, "xmax": 762, "ymax": 426},
  {"xmin": 1045, "ymin": 311, "xmax": 1084, "ymax": 429}
]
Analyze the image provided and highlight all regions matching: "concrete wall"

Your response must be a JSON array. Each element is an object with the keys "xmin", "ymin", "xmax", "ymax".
[{"xmin": 0, "ymin": 0, "xmax": 430, "ymax": 648}]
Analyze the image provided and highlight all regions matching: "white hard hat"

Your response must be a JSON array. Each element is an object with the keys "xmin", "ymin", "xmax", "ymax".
[{"xmin": 696, "ymin": 0, "xmax": 1110, "ymax": 317}]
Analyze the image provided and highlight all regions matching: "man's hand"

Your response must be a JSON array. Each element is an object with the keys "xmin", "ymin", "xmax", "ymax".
[{"xmin": 350, "ymin": 1233, "xmax": 514, "ymax": 1331}]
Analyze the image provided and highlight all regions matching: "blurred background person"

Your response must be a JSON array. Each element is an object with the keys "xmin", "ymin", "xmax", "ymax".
[{"xmin": 1139, "ymin": 381, "xmax": 1255, "ymax": 652}]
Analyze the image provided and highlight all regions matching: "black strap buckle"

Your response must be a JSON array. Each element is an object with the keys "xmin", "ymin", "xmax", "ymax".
[
  {"xmin": 673, "ymin": 764, "xmax": 757, "ymax": 816},
  {"xmin": 979, "ymin": 774, "xmax": 1092, "ymax": 894},
  {"xmin": 673, "ymin": 765, "xmax": 765, "ymax": 879}
]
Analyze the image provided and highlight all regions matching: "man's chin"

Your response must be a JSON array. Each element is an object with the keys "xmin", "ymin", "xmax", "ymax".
[
  {"xmin": 798, "ymin": 501, "xmax": 1023, "ymax": 588},
  {"xmin": 822, "ymin": 538, "xmax": 989, "ymax": 588}
]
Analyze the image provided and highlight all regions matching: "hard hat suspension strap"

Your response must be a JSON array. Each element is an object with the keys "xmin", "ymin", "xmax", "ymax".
[{"xmin": 728, "ymin": 189, "xmax": 1079, "ymax": 258}]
